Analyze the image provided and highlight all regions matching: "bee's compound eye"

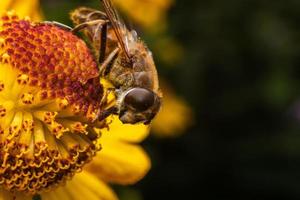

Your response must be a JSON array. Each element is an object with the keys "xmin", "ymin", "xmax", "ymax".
[{"xmin": 124, "ymin": 88, "xmax": 155, "ymax": 112}]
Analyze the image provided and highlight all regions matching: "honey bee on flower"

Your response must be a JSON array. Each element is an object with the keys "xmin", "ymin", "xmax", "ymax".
[
  {"xmin": 70, "ymin": 0, "xmax": 162, "ymax": 125},
  {"xmin": 0, "ymin": 0, "xmax": 161, "ymax": 197}
]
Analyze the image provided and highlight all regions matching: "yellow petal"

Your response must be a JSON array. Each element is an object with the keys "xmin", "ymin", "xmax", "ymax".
[
  {"xmin": 0, "ymin": 1, "xmax": 12, "ymax": 14},
  {"xmin": 0, "ymin": 0, "xmax": 42, "ymax": 21},
  {"xmin": 152, "ymin": 83, "xmax": 193, "ymax": 138},
  {"xmin": 103, "ymin": 115, "xmax": 150, "ymax": 143},
  {"xmin": 41, "ymin": 171, "xmax": 118, "ymax": 200},
  {"xmin": 86, "ymin": 136, "xmax": 151, "ymax": 185}
]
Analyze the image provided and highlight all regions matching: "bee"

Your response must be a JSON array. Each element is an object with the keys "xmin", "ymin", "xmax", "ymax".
[{"xmin": 70, "ymin": 0, "xmax": 162, "ymax": 125}]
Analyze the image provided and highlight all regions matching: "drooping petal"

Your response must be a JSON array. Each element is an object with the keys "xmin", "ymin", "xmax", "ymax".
[
  {"xmin": 86, "ymin": 136, "xmax": 151, "ymax": 185},
  {"xmin": 41, "ymin": 171, "xmax": 118, "ymax": 200}
]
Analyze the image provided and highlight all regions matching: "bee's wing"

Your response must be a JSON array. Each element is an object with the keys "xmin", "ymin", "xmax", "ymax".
[{"xmin": 101, "ymin": 0, "xmax": 131, "ymax": 61}]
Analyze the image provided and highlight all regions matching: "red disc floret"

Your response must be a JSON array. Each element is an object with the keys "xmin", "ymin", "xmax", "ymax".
[{"xmin": 0, "ymin": 15, "xmax": 103, "ymax": 116}]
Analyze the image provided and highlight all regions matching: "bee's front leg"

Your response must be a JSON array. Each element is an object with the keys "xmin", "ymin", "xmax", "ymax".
[
  {"xmin": 72, "ymin": 19, "xmax": 109, "ymax": 33},
  {"xmin": 93, "ymin": 106, "xmax": 118, "ymax": 122},
  {"xmin": 99, "ymin": 47, "xmax": 119, "ymax": 76},
  {"xmin": 98, "ymin": 22, "xmax": 107, "ymax": 63},
  {"xmin": 43, "ymin": 21, "xmax": 73, "ymax": 31},
  {"xmin": 93, "ymin": 87, "xmax": 118, "ymax": 122}
]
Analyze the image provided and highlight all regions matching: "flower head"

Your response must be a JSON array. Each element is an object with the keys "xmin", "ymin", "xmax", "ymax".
[{"xmin": 0, "ymin": 12, "xmax": 108, "ymax": 194}]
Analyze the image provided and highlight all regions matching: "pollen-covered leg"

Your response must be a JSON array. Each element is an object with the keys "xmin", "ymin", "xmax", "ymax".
[{"xmin": 99, "ymin": 47, "xmax": 119, "ymax": 76}]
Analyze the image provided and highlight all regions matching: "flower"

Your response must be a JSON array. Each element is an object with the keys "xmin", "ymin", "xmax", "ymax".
[
  {"xmin": 0, "ymin": 2, "xmax": 151, "ymax": 200},
  {"xmin": 0, "ymin": 11, "xmax": 105, "ymax": 194}
]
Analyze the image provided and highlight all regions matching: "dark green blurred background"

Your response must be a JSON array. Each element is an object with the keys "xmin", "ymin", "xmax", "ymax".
[{"xmin": 42, "ymin": 0, "xmax": 300, "ymax": 199}]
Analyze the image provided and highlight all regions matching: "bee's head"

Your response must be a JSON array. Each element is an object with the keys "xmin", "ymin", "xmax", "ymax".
[{"xmin": 118, "ymin": 87, "xmax": 161, "ymax": 124}]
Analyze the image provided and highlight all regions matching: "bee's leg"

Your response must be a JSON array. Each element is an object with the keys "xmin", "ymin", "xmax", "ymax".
[
  {"xmin": 43, "ymin": 21, "xmax": 73, "ymax": 31},
  {"xmin": 99, "ymin": 23, "xmax": 107, "ymax": 63},
  {"xmin": 99, "ymin": 47, "xmax": 119, "ymax": 76},
  {"xmin": 92, "ymin": 87, "xmax": 115, "ymax": 123},
  {"xmin": 72, "ymin": 19, "xmax": 108, "ymax": 33},
  {"xmin": 93, "ymin": 106, "xmax": 118, "ymax": 122},
  {"xmin": 87, "ymin": 11, "xmax": 107, "ymax": 20}
]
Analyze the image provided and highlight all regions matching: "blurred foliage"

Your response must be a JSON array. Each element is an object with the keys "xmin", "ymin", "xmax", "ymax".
[
  {"xmin": 114, "ymin": 0, "xmax": 172, "ymax": 31},
  {"xmin": 41, "ymin": 0, "xmax": 300, "ymax": 200}
]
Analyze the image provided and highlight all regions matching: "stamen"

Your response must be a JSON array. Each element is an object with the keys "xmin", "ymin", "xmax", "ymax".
[
  {"xmin": 17, "ymin": 74, "xmax": 29, "ymax": 85},
  {"xmin": 20, "ymin": 92, "xmax": 34, "ymax": 105}
]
